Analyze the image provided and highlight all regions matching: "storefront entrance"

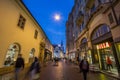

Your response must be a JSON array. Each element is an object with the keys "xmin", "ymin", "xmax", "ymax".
[
  {"xmin": 96, "ymin": 42, "xmax": 117, "ymax": 74},
  {"xmin": 91, "ymin": 24, "xmax": 119, "ymax": 74},
  {"xmin": 99, "ymin": 48, "xmax": 114, "ymax": 70}
]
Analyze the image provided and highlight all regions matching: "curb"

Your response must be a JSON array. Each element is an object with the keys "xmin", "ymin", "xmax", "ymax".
[{"xmin": 100, "ymin": 71, "xmax": 120, "ymax": 79}]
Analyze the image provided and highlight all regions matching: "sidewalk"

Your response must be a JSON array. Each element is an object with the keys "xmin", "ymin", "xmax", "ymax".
[
  {"xmin": 72, "ymin": 62, "xmax": 120, "ymax": 79},
  {"xmin": 89, "ymin": 65, "xmax": 120, "ymax": 79}
]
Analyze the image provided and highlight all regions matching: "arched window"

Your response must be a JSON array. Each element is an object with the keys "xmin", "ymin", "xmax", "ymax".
[
  {"xmin": 29, "ymin": 48, "xmax": 35, "ymax": 58},
  {"xmin": 92, "ymin": 24, "xmax": 110, "ymax": 40},
  {"xmin": 4, "ymin": 43, "xmax": 20, "ymax": 66},
  {"xmin": 29, "ymin": 48, "xmax": 35, "ymax": 62},
  {"xmin": 81, "ymin": 38, "xmax": 87, "ymax": 44}
]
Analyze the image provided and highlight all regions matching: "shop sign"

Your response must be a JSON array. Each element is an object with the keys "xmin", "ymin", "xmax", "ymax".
[{"xmin": 97, "ymin": 42, "xmax": 110, "ymax": 49}]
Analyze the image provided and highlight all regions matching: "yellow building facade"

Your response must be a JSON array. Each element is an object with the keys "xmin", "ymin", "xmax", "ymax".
[{"xmin": 0, "ymin": 0, "xmax": 53, "ymax": 68}]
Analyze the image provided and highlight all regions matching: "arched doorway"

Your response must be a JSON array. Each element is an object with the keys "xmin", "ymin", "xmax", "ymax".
[
  {"xmin": 4, "ymin": 43, "xmax": 20, "ymax": 66},
  {"xmin": 79, "ymin": 38, "xmax": 88, "ymax": 60},
  {"xmin": 91, "ymin": 24, "xmax": 117, "ymax": 73},
  {"xmin": 29, "ymin": 48, "xmax": 35, "ymax": 62}
]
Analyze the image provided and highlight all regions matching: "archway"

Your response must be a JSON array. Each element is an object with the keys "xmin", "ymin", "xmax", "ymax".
[
  {"xmin": 79, "ymin": 38, "xmax": 88, "ymax": 60},
  {"xmin": 29, "ymin": 48, "xmax": 35, "ymax": 62},
  {"xmin": 90, "ymin": 24, "xmax": 117, "ymax": 73}
]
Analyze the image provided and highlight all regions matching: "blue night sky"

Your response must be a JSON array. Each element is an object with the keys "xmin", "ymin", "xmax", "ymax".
[{"xmin": 23, "ymin": 0, "xmax": 74, "ymax": 50}]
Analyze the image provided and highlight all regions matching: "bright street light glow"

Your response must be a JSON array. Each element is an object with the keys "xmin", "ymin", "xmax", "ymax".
[{"xmin": 54, "ymin": 14, "xmax": 61, "ymax": 21}]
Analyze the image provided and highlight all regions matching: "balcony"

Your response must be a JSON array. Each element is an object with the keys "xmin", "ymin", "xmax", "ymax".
[
  {"xmin": 85, "ymin": 0, "xmax": 95, "ymax": 11},
  {"xmin": 76, "ymin": 12, "xmax": 84, "ymax": 26}
]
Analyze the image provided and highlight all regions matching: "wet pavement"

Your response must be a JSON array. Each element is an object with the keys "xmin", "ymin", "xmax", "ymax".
[{"xmin": 39, "ymin": 60, "xmax": 118, "ymax": 80}]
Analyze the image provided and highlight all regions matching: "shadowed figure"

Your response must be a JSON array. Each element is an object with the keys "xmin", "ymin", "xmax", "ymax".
[{"xmin": 79, "ymin": 57, "xmax": 89, "ymax": 80}]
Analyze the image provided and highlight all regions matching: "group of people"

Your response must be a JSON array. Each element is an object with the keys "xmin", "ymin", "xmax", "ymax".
[
  {"xmin": 14, "ymin": 53, "xmax": 113, "ymax": 80},
  {"xmin": 15, "ymin": 54, "xmax": 41, "ymax": 80}
]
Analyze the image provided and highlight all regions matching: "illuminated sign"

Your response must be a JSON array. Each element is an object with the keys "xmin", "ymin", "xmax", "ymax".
[{"xmin": 97, "ymin": 42, "xmax": 110, "ymax": 49}]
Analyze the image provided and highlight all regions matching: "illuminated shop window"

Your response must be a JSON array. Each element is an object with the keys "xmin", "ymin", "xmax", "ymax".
[
  {"xmin": 29, "ymin": 48, "xmax": 35, "ymax": 62},
  {"xmin": 4, "ymin": 44, "xmax": 20, "ymax": 66},
  {"xmin": 29, "ymin": 48, "xmax": 35, "ymax": 58}
]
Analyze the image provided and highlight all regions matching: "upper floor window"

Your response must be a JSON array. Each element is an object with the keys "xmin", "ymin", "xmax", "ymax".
[
  {"xmin": 56, "ymin": 51, "xmax": 58, "ymax": 53},
  {"xmin": 81, "ymin": 38, "xmax": 87, "ymax": 44},
  {"xmin": 80, "ymin": 26, "xmax": 82, "ymax": 33},
  {"xmin": 98, "ymin": 0, "xmax": 101, "ymax": 3},
  {"xmin": 34, "ymin": 30, "xmax": 38, "ymax": 39},
  {"xmin": 108, "ymin": 13, "xmax": 114, "ymax": 24},
  {"xmin": 17, "ymin": 14, "xmax": 26, "ymax": 29},
  {"xmin": 91, "ymin": 4, "xmax": 96, "ymax": 13},
  {"xmin": 100, "ymin": 0, "xmax": 109, "ymax": 3},
  {"xmin": 92, "ymin": 24, "xmax": 110, "ymax": 40}
]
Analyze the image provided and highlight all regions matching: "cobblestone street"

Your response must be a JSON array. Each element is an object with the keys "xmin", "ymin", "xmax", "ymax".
[{"xmin": 39, "ymin": 60, "xmax": 118, "ymax": 80}]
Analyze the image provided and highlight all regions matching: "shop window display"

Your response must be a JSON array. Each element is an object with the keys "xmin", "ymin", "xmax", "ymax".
[
  {"xmin": 4, "ymin": 44, "xmax": 20, "ymax": 66},
  {"xmin": 96, "ymin": 42, "xmax": 117, "ymax": 72},
  {"xmin": 91, "ymin": 24, "xmax": 118, "ymax": 74},
  {"xmin": 29, "ymin": 48, "xmax": 35, "ymax": 62}
]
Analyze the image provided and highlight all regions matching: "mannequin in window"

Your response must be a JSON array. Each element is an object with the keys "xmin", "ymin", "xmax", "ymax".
[{"xmin": 106, "ymin": 56, "xmax": 113, "ymax": 71}]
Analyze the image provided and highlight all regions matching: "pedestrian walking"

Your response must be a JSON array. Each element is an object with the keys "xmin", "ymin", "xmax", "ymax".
[
  {"xmin": 79, "ymin": 56, "xmax": 89, "ymax": 80},
  {"xmin": 29, "ymin": 57, "xmax": 41, "ymax": 80},
  {"xmin": 54, "ymin": 57, "xmax": 58, "ymax": 65},
  {"xmin": 15, "ymin": 54, "xmax": 24, "ymax": 80}
]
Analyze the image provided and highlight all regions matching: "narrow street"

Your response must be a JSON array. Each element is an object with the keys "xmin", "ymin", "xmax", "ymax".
[{"xmin": 39, "ymin": 60, "xmax": 118, "ymax": 80}]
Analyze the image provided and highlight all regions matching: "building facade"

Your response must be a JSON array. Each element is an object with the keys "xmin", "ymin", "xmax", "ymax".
[
  {"xmin": 53, "ymin": 44, "xmax": 64, "ymax": 58},
  {"xmin": 0, "ymin": 0, "xmax": 53, "ymax": 68},
  {"xmin": 66, "ymin": 0, "xmax": 120, "ymax": 75}
]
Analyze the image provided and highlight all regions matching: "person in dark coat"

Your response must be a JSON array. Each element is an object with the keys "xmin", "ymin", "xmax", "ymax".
[
  {"xmin": 15, "ymin": 54, "xmax": 24, "ymax": 80},
  {"xmin": 29, "ymin": 57, "xmax": 41, "ymax": 80},
  {"xmin": 79, "ymin": 57, "xmax": 89, "ymax": 80}
]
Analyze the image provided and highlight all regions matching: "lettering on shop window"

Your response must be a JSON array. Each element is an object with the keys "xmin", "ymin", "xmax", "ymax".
[{"xmin": 97, "ymin": 42, "xmax": 110, "ymax": 49}]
